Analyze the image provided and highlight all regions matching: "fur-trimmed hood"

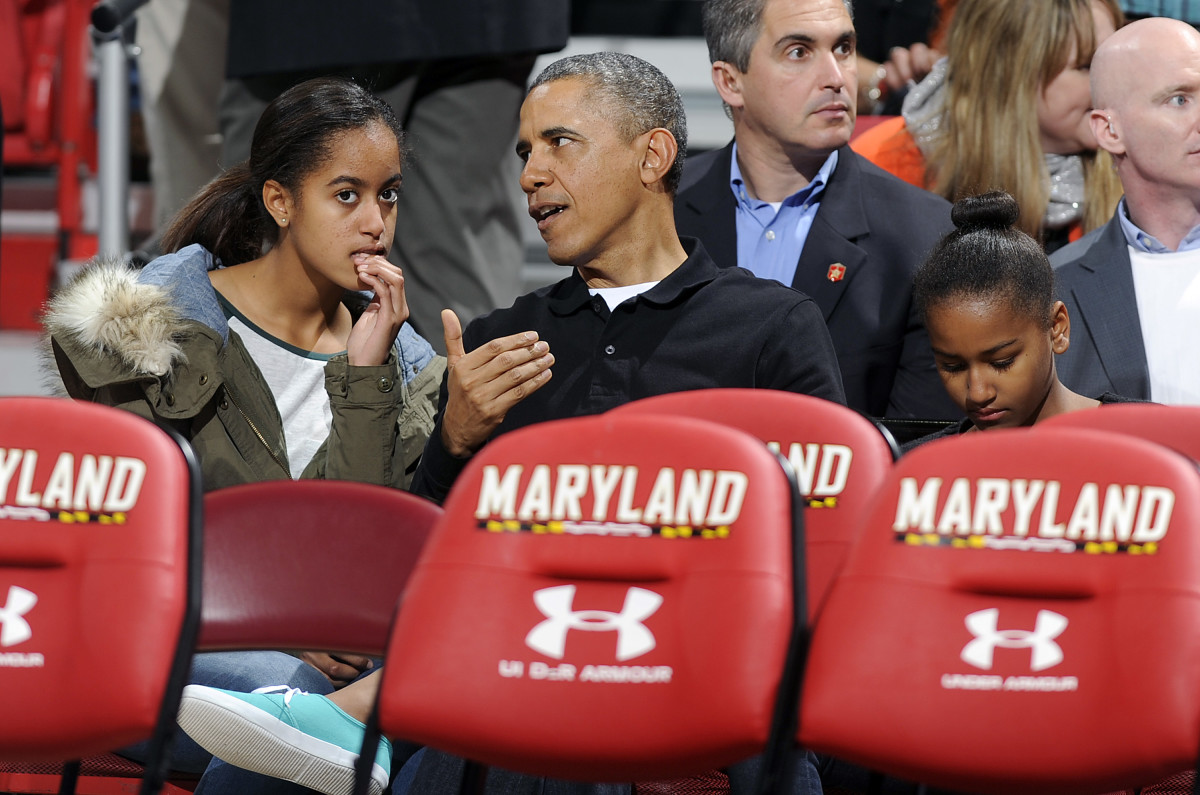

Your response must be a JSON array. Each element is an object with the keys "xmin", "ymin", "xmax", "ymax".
[
  {"xmin": 41, "ymin": 244, "xmax": 444, "ymax": 490},
  {"xmin": 42, "ymin": 242, "xmax": 437, "ymax": 391},
  {"xmin": 40, "ymin": 245, "xmax": 237, "ymax": 404},
  {"xmin": 43, "ymin": 258, "xmax": 186, "ymax": 378},
  {"xmin": 41, "ymin": 245, "xmax": 446, "ymax": 490}
]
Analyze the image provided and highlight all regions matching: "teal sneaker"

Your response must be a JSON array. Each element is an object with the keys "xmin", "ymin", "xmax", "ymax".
[{"xmin": 176, "ymin": 685, "xmax": 390, "ymax": 795}]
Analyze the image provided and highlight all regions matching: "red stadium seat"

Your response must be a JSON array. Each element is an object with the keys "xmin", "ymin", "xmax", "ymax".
[
  {"xmin": 364, "ymin": 413, "xmax": 805, "ymax": 790},
  {"xmin": 1, "ymin": 0, "xmax": 98, "ymax": 330},
  {"xmin": 1039, "ymin": 403, "xmax": 1200, "ymax": 461},
  {"xmin": 196, "ymin": 479, "xmax": 442, "ymax": 655},
  {"xmin": 799, "ymin": 428, "xmax": 1200, "ymax": 794},
  {"xmin": 611, "ymin": 390, "xmax": 899, "ymax": 792},
  {"xmin": 610, "ymin": 388, "xmax": 897, "ymax": 616},
  {"xmin": 0, "ymin": 397, "xmax": 202, "ymax": 795},
  {"xmin": 0, "ymin": 475, "xmax": 441, "ymax": 793},
  {"xmin": 1040, "ymin": 405, "xmax": 1200, "ymax": 795}
]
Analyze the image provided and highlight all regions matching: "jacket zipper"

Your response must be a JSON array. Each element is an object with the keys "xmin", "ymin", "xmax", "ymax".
[{"xmin": 223, "ymin": 387, "xmax": 291, "ymax": 478}]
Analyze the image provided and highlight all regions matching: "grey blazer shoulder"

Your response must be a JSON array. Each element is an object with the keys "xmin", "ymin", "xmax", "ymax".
[
  {"xmin": 1050, "ymin": 211, "xmax": 1151, "ymax": 400},
  {"xmin": 674, "ymin": 141, "xmax": 958, "ymax": 420}
]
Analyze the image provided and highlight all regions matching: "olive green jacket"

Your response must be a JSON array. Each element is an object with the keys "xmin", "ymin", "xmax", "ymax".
[{"xmin": 41, "ymin": 245, "xmax": 445, "ymax": 491}]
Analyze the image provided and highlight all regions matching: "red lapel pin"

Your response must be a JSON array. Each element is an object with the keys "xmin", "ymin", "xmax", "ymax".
[{"xmin": 827, "ymin": 263, "xmax": 846, "ymax": 282}]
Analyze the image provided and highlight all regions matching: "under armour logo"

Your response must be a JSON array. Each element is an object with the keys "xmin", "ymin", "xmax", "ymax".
[
  {"xmin": 0, "ymin": 586, "xmax": 37, "ymax": 647},
  {"xmin": 525, "ymin": 585, "xmax": 663, "ymax": 661},
  {"xmin": 961, "ymin": 608, "xmax": 1067, "ymax": 672}
]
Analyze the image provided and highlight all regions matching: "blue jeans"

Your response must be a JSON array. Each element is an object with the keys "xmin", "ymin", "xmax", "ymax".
[
  {"xmin": 398, "ymin": 748, "xmax": 630, "ymax": 794},
  {"xmin": 726, "ymin": 749, "xmax": 823, "ymax": 795},
  {"xmin": 817, "ymin": 754, "xmax": 959, "ymax": 794},
  {"xmin": 393, "ymin": 748, "xmax": 824, "ymax": 795},
  {"xmin": 121, "ymin": 650, "xmax": 335, "ymax": 794}
]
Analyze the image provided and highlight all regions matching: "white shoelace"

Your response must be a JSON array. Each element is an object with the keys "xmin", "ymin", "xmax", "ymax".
[{"xmin": 250, "ymin": 684, "xmax": 307, "ymax": 707}]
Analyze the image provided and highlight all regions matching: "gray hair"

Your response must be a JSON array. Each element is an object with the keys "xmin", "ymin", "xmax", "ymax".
[
  {"xmin": 703, "ymin": 0, "xmax": 854, "ymax": 72},
  {"xmin": 530, "ymin": 52, "xmax": 688, "ymax": 194}
]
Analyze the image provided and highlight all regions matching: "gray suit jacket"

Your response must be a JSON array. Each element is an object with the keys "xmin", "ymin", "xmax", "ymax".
[
  {"xmin": 674, "ymin": 142, "xmax": 959, "ymax": 419},
  {"xmin": 1050, "ymin": 211, "xmax": 1151, "ymax": 400}
]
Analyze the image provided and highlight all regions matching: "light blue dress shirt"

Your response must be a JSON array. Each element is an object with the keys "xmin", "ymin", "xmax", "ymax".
[
  {"xmin": 730, "ymin": 144, "xmax": 838, "ymax": 286},
  {"xmin": 1117, "ymin": 197, "xmax": 1200, "ymax": 253}
]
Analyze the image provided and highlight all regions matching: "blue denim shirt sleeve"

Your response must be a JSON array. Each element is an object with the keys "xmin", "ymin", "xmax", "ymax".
[{"xmin": 393, "ymin": 322, "xmax": 436, "ymax": 386}]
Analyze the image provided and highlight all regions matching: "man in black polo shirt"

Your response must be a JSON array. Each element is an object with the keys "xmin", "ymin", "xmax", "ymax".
[{"xmin": 413, "ymin": 50, "xmax": 846, "ymax": 504}]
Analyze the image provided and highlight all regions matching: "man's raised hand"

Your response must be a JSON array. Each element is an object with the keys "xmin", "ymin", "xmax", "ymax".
[{"xmin": 439, "ymin": 308, "xmax": 553, "ymax": 457}]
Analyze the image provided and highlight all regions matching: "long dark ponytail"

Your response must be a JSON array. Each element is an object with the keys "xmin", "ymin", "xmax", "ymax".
[{"xmin": 161, "ymin": 77, "xmax": 406, "ymax": 265}]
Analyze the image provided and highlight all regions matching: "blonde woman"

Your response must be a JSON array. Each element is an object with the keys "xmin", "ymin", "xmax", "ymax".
[{"xmin": 852, "ymin": 0, "xmax": 1125, "ymax": 252}]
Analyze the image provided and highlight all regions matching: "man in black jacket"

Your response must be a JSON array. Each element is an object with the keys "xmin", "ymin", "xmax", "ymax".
[{"xmin": 675, "ymin": 0, "xmax": 959, "ymax": 421}]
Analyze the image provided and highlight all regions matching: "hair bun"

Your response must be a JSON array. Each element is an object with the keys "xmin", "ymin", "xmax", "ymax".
[{"xmin": 950, "ymin": 190, "xmax": 1020, "ymax": 232}]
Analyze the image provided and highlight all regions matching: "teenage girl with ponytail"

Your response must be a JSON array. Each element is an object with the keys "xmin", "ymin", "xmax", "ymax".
[{"xmin": 42, "ymin": 76, "xmax": 444, "ymax": 793}]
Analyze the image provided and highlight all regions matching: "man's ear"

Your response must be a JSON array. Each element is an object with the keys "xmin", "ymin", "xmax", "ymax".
[
  {"xmin": 711, "ymin": 60, "xmax": 746, "ymax": 110},
  {"xmin": 640, "ymin": 128, "xmax": 679, "ymax": 188},
  {"xmin": 262, "ymin": 179, "xmax": 293, "ymax": 229},
  {"xmin": 1050, "ymin": 300, "xmax": 1072, "ymax": 355},
  {"xmin": 1090, "ymin": 108, "xmax": 1125, "ymax": 156}
]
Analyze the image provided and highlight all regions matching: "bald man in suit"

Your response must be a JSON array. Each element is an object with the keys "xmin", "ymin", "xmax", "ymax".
[{"xmin": 1051, "ymin": 16, "xmax": 1200, "ymax": 405}]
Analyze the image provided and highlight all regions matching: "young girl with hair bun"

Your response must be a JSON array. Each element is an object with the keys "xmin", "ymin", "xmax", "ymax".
[{"xmin": 906, "ymin": 190, "xmax": 1141, "ymax": 450}]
